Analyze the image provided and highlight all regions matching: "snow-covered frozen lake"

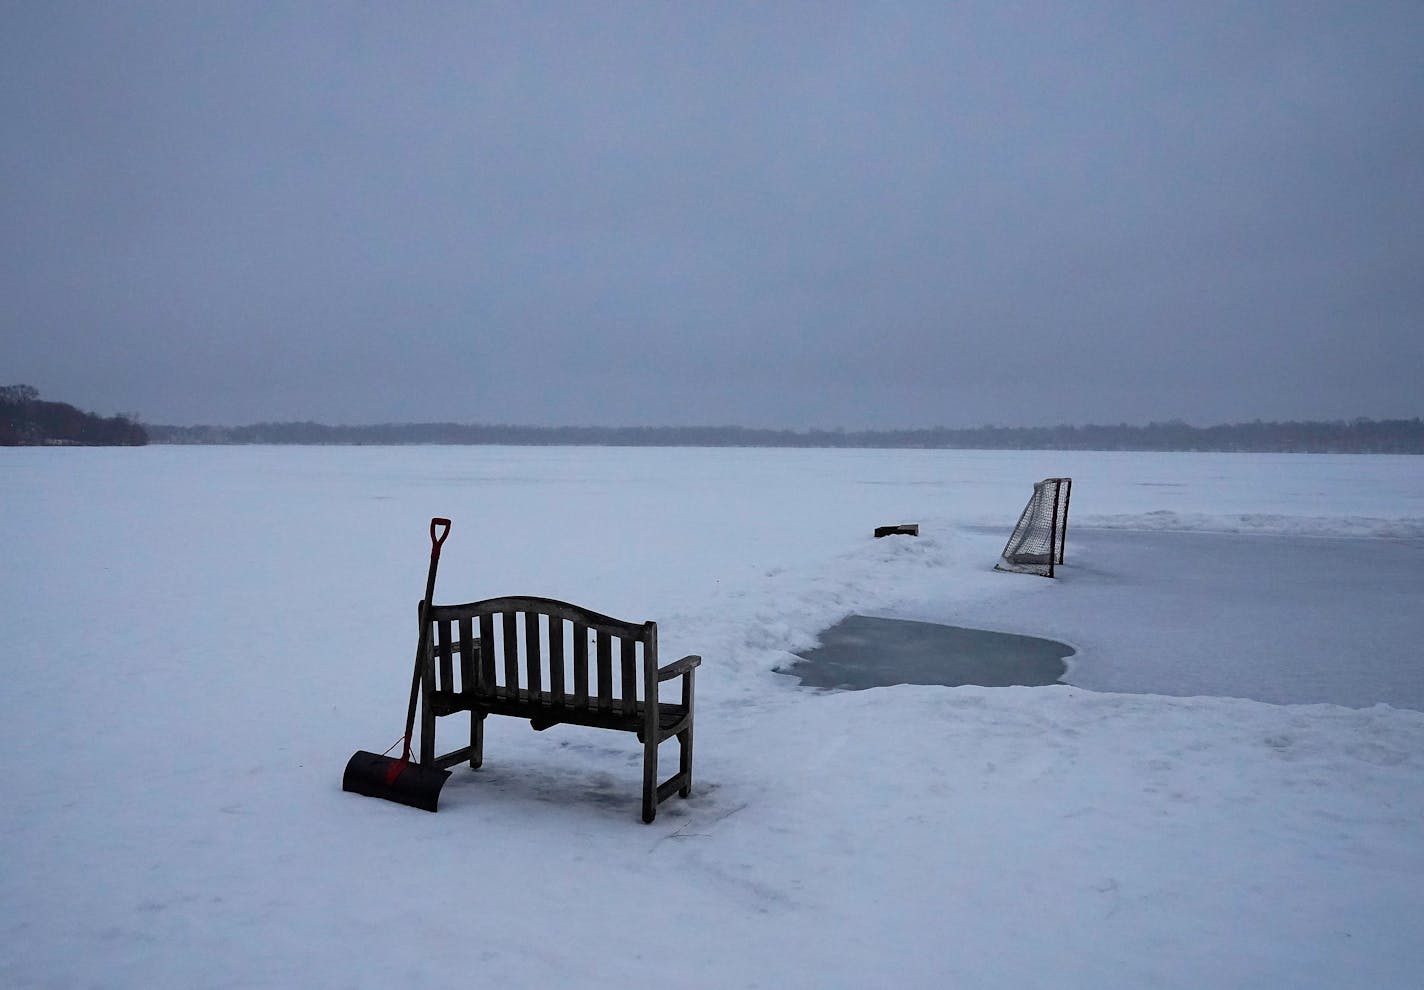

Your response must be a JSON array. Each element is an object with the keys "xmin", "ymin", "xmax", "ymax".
[{"xmin": 2, "ymin": 446, "xmax": 1421, "ymax": 988}]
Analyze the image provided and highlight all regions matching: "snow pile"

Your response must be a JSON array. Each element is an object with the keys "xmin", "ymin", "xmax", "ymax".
[{"xmin": 1078, "ymin": 509, "xmax": 1424, "ymax": 539}]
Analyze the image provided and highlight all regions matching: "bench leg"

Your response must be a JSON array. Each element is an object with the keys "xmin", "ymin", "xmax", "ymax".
[
  {"xmin": 678, "ymin": 670, "xmax": 695, "ymax": 798},
  {"xmin": 677, "ymin": 725, "xmax": 693, "ymax": 798},
  {"xmin": 470, "ymin": 711, "xmax": 484, "ymax": 769},
  {"xmin": 419, "ymin": 679, "xmax": 436, "ymax": 767},
  {"xmin": 642, "ymin": 732, "xmax": 658, "ymax": 824}
]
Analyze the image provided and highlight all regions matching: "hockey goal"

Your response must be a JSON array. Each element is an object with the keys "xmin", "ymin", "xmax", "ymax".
[{"xmin": 995, "ymin": 477, "xmax": 1072, "ymax": 577}]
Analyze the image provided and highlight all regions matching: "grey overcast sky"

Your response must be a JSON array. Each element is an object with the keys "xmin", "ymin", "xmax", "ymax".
[{"xmin": 3, "ymin": 2, "xmax": 1421, "ymax": 429}]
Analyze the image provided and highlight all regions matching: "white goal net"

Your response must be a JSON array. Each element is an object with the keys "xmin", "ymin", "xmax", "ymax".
[{"xmin": 995, "ymin": 477, "xmax": 1072, "ymax": 577}]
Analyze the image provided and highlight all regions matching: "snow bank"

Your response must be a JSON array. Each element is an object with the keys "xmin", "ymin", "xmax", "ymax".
[{"xmin": 1078, "ymin": 510, "xmax": 1424, "ymax": 539}]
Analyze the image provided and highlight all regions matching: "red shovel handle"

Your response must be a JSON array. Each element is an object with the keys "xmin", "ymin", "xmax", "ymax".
[{"xmin": 430, "ymin": 518, "xmax": 451, "ymax": 559}]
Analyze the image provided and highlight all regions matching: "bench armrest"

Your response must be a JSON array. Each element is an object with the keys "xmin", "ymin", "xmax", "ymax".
[{"xmin": 657, "ymin": 654, "xmax": 702, "ymax": 681}]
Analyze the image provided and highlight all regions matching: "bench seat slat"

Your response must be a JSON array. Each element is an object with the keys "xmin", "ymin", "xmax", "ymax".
[
  {"xmin": 549, "ymin": 617, "xmax": 566, "ymax": 704},
  {"xmin": 525, "ymin": 611, "xmax": 542, "ymax": 696},
  {"xmin": 502, "ymin": 611, "xmax": 519, "ymax": 693},
  {"xmin": 620, "ymin": 637, "xmax": 637, "ymax": 715},
  {"xmin": 478, "ymin": 614, "xmax": 496, "ymax": 691},
  {"xmin": 458, "ymin": 617, "xmax": 474, "ymax": 695},
  {"xmin": 596, "ymin": 631, "xmax": 612, "ymax": 712},
  {"xmin": 437, "ymin": 620, "xmax": 454, "ymax": 693},
  {"xmin": 573, "ymin": 622, "xmax": 589, "ymax": 704}
]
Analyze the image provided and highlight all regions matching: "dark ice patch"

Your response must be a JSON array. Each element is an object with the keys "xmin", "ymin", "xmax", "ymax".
[{"xmin": 779, "ymin": 614, "xmax": 1073, "ymax": 691}]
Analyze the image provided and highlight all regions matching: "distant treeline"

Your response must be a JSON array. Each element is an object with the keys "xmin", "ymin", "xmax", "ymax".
[
  {"xmin": 147, "ymin": 417, "xmax": 1424, "ymax": 453},
  {"xmin": 1, "ymin": 385, "xmax": 148, "ymax": 446}
]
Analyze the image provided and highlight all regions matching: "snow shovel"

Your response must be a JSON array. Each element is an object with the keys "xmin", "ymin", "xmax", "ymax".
[{"xmin": 342, "ymin": 518, "xmax": 454, "ymax": 812}]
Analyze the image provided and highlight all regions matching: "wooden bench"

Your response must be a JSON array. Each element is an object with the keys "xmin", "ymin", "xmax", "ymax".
[{"xmin": 417, "ymin": 595, "xmax": 701, "ymax": 823}]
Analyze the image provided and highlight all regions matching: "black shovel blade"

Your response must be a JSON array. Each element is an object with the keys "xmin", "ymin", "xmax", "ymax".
[{"xmin": 343, "ymin": 750, "xmax": 452, "ymax": 812}]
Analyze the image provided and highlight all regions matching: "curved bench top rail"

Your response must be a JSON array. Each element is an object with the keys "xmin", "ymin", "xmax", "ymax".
[{"xmin": 428, "ymin": 595, "xmax": 652, "ymax": 641}]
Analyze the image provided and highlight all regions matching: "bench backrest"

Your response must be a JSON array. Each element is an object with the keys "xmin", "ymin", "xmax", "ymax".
[{"xmin": 425, "ymin": 596, "xmax": 658, "ymax": 715}]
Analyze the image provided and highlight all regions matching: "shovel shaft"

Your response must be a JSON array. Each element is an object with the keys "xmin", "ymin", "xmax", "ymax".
[{"xmin": 401, "ymin": 518, "xmax": 451, "ymax": 760}]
